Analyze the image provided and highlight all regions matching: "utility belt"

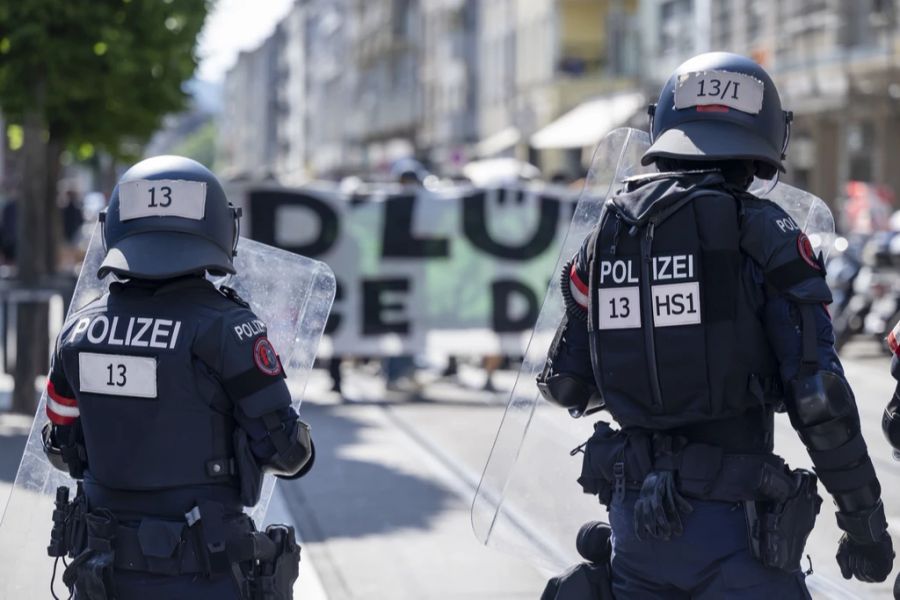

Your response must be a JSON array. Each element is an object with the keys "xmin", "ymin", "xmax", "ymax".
[
  {"xmin": 576, "ymin": 421, "xmax": 797, "ymax": 505},
  {"xmin": 577, "ymin": 422, "xmax": 822, "ymax": 573},
  {"xmin": 48, "ymin": 484, "xmax": 300, "ymax": 600}
]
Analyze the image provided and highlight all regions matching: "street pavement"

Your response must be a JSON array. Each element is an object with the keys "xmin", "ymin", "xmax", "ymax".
[
  {"xmin": 1, "ymin": 340, "xmax": 899, "ymax": 598},
  {"xmin": 283, "ymin": 341, "xmax": 900, "ymax": 599}
]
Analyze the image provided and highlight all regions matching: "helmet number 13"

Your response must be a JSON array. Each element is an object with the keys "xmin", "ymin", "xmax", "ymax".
[
  {"xmin": 106, "ymin": 363, "xmax": 127, "ymax": 387},
  {"xmin": 147, "ymin": 185, "xmax": 173, "ymax": 208}
]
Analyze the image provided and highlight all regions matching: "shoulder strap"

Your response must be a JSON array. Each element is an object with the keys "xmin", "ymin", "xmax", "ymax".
[{"xmin": 218, "ymin": 285, "xmax": 250, "ymax": 308}]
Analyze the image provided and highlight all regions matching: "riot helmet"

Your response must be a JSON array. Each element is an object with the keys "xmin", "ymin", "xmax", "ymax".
[
  {"xmin": 98, "ymin": 155, "xmax": 240, "ymax": 279},
  {"xmin": 643, "ymin": 52, "xmax": 792, "ymax": 180}
]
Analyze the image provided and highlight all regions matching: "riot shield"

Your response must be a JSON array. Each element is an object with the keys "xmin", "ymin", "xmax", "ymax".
[
  {"xmin": 0, "ymin": 224, "xmax": 335, "ymax": 597},
  {"xmin": 471, "ymin": 127, "xmax": 836, "ymax": 574},
  {"xmin": 470, "ymin": 127, "xmax": 654, "ymax": 572}
]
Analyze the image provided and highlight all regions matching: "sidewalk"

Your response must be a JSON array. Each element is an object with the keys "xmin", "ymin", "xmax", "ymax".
[{"xmin": 0, "ymin": 411, "xmax": 31, "ymax": 519}]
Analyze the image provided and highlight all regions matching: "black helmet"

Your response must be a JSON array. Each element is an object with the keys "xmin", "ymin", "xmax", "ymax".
[
  {"xmin": 98, "ymin": 155, "xmax": 240, "ymax": 279},
  {"xmin": 643, "ymin": 52, "xmax": 792, "ymax": 180}
]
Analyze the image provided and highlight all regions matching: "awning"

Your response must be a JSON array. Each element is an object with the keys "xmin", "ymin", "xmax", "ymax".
[
  {"xmin": 530, "ymin": 92, "xmax": 645, "ymax": 149},
  {"xmin": 475, "ymin": 126, "xmax": 521, "ymax": 157},
  {"xmin": 462, "ymin": 158, "xmax": 540, "ymax": 186}
]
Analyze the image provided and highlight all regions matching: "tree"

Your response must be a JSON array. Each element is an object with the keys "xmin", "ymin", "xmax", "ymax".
[
  {"xmin": 173, "ymin": 120, "xmax": 219, "ymax": 170},
  {"xmin": 0, "ymin": 0, "xmax": 210, "ymax": 413}
]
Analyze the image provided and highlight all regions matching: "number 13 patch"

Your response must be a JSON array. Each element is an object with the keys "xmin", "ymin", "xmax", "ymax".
[
  {"xmin": 79, "ymin": 352, "xmax": 158, "ymax": 398},
  {"xmin": 597, "ymin": 287, "xmax": 641, "ymax": 329}
]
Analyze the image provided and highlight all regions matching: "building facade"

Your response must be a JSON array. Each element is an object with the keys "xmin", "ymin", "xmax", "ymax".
[
  {"xmin": 352, "ymin": 0, "xmax": 423, "ymax": 174},
  {"xmin": 276, "ymin": 3, "xmax": 309, "ymax": 184},
  {"xmin": 419, "ymin": 0, "xmax": 479, "ymax": 173},
  {"xmin": 219, "ymin": 30, "xmax": 282, "ymax": 180},
  {"xmin": 303, "ymin": 0, "xmax": 362, "ymax": 178},
  {"xmin": 640, "ymin": 0, "xmax": 900, "ymax": 210},
  {"xmin": 476, "ymin": 0, "xmax": 641, "ymax": 175}
]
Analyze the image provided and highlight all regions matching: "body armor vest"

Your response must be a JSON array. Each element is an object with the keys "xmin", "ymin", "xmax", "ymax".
[
  {"xmin": 588, "ymin": 172, "xmax": 778, "ymax": 429},
  {"xmin": 57, "ymin": 279, "xmax": 242, "ymax": 495}
]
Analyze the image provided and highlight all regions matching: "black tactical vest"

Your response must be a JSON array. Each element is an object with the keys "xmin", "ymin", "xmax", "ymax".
[
  {"xmin": 56, "ymin": 278, "xmax": 246, "ymax": 497},
  {"xmin": 587, "ymin": 172, "xmax": 778, "ymax": 429}
]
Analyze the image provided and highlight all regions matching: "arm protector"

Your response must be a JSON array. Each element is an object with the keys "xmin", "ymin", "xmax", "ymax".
[{"xmin": 788, "ymin": 308, "xmax": 886, "ymax": 542}]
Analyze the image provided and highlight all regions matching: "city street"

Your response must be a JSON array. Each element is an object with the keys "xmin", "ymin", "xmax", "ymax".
[
  {"xmin": 278, "ymin": 338, "xmax": 900, "ymax": 600},
  {"xmin": 2, "ymin": 338, "xmax": 899, "ymax": 598}
]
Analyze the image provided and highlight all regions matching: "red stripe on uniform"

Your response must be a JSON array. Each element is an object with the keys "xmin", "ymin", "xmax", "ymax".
[
  {"xmin": 46, "ymin": 410, "xmax": 76, "ymax": 426},
  {"xmin": 47, "ymin": 380, "xmax": 78, "ymax": 406},
  {"xmin": 46, "ymin": 380, "xmax": 79, "ymax": 425},
  {"xmin": 47, "ymin": 381, "xmax": 77, "ymax": 407},
  {"xmin": 570, "ymin": 263, "xmax": 588, "ymax": 295}
]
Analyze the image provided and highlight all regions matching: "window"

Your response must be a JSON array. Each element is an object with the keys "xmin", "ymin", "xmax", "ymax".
[{"xmin": 659, "ymin": 0, "xmax": 694, "ymax": 55}]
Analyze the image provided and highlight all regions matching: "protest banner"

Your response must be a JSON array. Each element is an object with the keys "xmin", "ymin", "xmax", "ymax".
[{"xmin": 236, "ymin": 182, "xmax": 585, "ymax": 356}]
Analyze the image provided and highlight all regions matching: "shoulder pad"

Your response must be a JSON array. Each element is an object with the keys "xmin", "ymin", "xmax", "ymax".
[
  {"xmin": 219, "ymin": 285, "xmax": 250, "ymax": 308},
  {"xmin": 739, "ymin": 196, "xmax": 830, "ymax": 302}
]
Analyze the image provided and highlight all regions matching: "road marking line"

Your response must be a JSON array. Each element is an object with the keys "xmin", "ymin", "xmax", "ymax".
[{"xmin": 380, "ymin": 400, "xmax": 863, "ymax": 599}]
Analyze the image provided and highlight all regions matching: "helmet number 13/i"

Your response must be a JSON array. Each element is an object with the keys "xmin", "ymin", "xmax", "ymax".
[{"xmin": 147, "ymin": 185, "xmax": 173, "ymax": 208}]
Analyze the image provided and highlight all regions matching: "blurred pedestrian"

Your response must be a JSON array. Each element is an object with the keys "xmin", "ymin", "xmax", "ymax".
[
  {"xmin": 383, "ymin": 158, "xmax": 428, "ymax": 392},
  {"xmin": 0, "ymin": 198, "xmax": 16, "ymax": 263},
  {"xmin": 61, "ymin": 189, "xmax": 84, "ymax": 244}
]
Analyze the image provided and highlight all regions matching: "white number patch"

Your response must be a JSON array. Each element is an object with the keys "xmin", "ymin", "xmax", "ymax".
[
  {"xmin": 651, "ymin": 282, "xmax": 701, "ymax": 327},
  {"xmin": 674, "ymin": 70, "xmax": 764, "ymax": 115},
  {"xmin": 79, "ymin": 352, "xmax": 158, "ymax": 398},
  {"xmin": 597, "ymin": 287, "xmax": 641, "ymax": 330},
  {"xmin": 118, "ymin": 179, "xmax": 207, "ymax": 221}
]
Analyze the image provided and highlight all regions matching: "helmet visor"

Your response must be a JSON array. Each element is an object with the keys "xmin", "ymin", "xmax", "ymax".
[
  {"xmin": 642, "ymin": 119, "xmax": 785, "ymax": 173},
  {"xmin": 98, "ymin": 230, "xmax": 236, "ymax": 279}
]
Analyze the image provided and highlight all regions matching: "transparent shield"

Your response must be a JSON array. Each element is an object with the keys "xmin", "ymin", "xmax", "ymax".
[
  {"xmin": 471, "ymin": 128, "xmax": 654, "ymax": 572},
  {"xmin": 0, "ymin": 225, "xmax": 335, "ymax": 597},
  {"xmin": 764, "ymin": 182, "xmax": 837, "ymax": 261},
  {"xmin": 471, "ymin": 129, "xmax": 836, "ymax": 573}
]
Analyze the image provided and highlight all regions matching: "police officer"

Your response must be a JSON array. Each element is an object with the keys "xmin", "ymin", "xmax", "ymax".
[
  {"xmin": 539, "ymin": 53, "xmax": 894, "ymax": 597},
  {"xmin": 882, "ymin": 322, "xmax": 900, "ymax": 597},
  {"xmin": 41, "ymin": 156, "xmax": 315, "ymax": 599}
]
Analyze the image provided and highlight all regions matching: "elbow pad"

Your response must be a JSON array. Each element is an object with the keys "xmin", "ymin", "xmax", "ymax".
[
  {"xmin": 42, "ymin": 423, "xmax": 87, "ymax": 479},
  {"xmin": 41, "ymin": 423, "xmax": 69, "ymax": 473},
  {"xmin": 265, "ymin": 419, "xmax": 314, "ymax": 478},
  {"xmin": 537, "ymin": 315, "xmax": 604, "ymax": 418},
  {"xmin": 276, "ymin": 439, "xmax": 315, "ymax": 481},
  {"xmin": 538, "ymin": 372, "xmax": 604, "ymax": 418}
]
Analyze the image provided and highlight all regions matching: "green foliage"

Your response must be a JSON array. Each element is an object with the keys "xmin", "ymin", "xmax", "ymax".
[
  {"xmin": 172, "ymin": 119, "xmax": 218, "ymax": 169},
  {"xmin": 0, "ymin": 0, "xmax": 210, "ymax": 159}
]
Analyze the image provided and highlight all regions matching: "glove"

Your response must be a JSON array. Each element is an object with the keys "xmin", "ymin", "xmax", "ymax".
[
  {"xmin": 835, "ymin": 500, "xmax": 895, "ymax": 583},
  {"xmin": 836, "ymin": 531, "xmax": 894, "ymax": 582},
  {"xmin": 836, "ymin": 531, "xmax": 894, "ymax": 583},
  {"xmin": 633, "ymin": 470, "xmax": 693, "ymax": 541}
]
